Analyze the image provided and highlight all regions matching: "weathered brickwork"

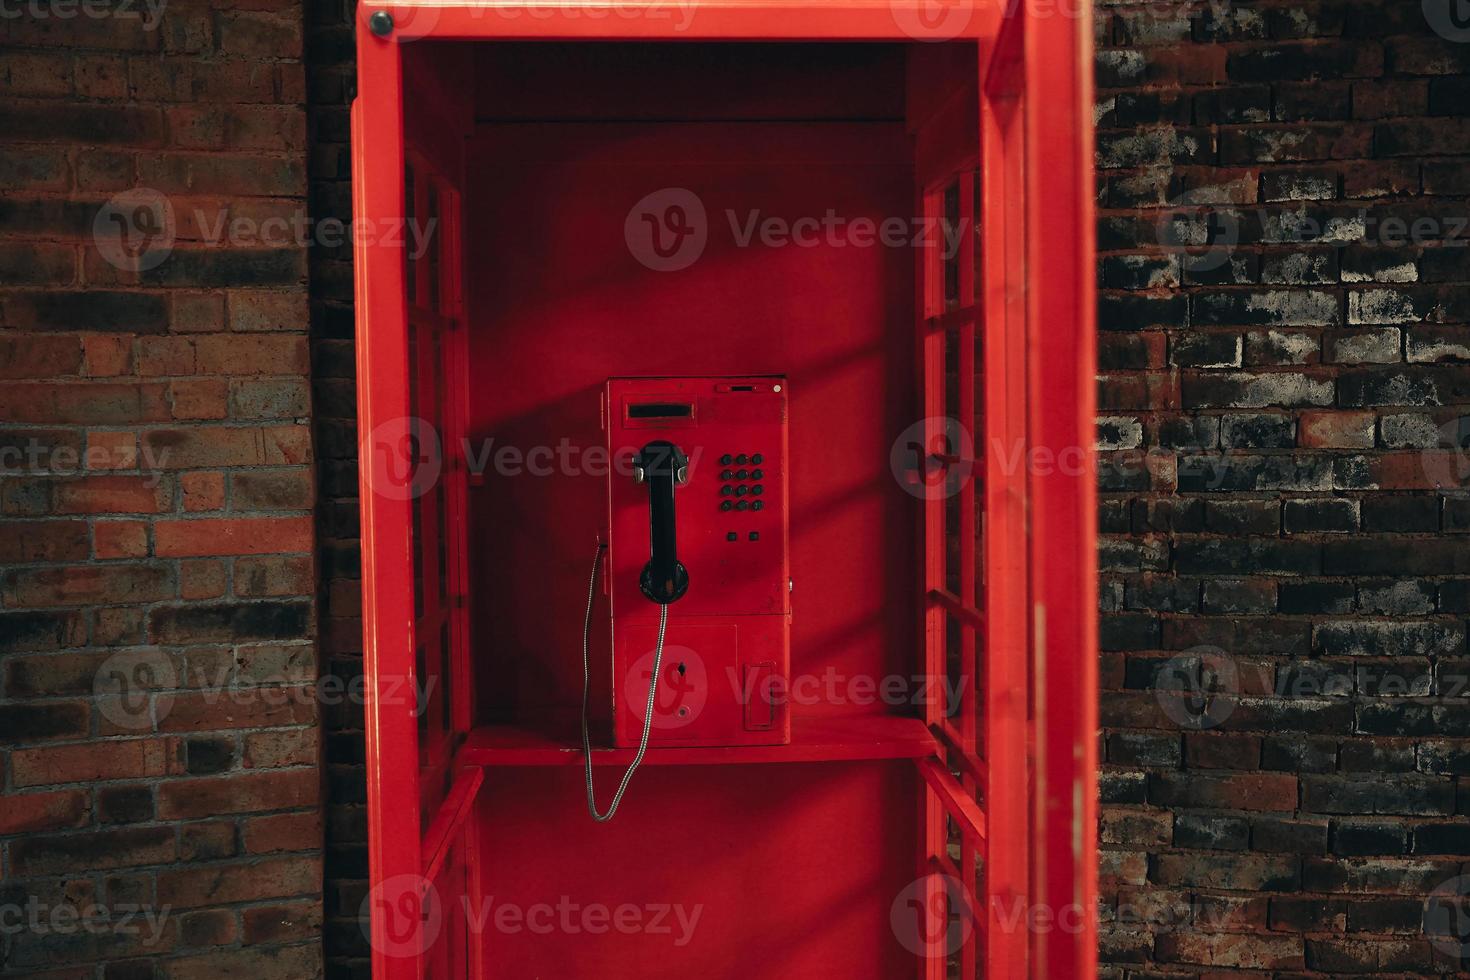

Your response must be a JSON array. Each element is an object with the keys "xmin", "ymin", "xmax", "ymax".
[
  {"xmin": 301, "ymin": 0, "xmax": 366, "ymax": 974},
  {"xmin": 5, "ymin": 0, "xmax": 1469, "ymax": 976},
  {"xmin": 1097, "ymin": 0, "xmax": 1470, "ymax": 974},
  {"xmin": 0, "ymin": 1, "xmax": 323, "ymax": 977}
]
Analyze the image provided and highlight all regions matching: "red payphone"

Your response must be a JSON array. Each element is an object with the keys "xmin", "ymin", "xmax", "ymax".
[{"xmin": 581, "ymin": 377, "xmax": 792, "ymax": 819}]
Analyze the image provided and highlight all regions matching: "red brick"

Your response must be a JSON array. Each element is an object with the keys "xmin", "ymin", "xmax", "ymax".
[
  {"xmin": 163, "ymin": 945, "xmax": 320, "ymax": 980},
  {"xmin": 85, "ymin": 430, "xmax": 140, "ymax": 471},
  {"xmin": 234, "ymin": 554, "xmax": 313, "ymax": 596},
  {"xmin": 0, "ymin": 521, "xmax": 90, "ymax": 563},
  {"xmin": 178, "ymin": 909, "xmax": 238, "ymax": 947},
  {"xmin": 244, "ymin": 726, "xmax": 317, "ymax": 767},
  {"xmin": 242, "ymin": 810, "xmax": 322, "ymax": 854},
  {"xmin": 0, "ymin": 789, "xmax": 88, "ymax": 834},
  {"xmin": 151, "ymin": 688, "xmax": 315, "ymax": 734},
  {"xmin": 1299, "ymin": 409, "xmax": 1375, "ymax": 448},
  {"xmin": 182, "ymin": 820, "xmax": 238, "ymax": 861},
  {"xmin": 75, "ymin": 54, "xmax": 129, "ymax": 100},
  {"xmin": 137, "ymin": 336, "xmax": 197, "ymax": 376},
  {"xmin": 139, "ymin": 424, "xmax": 310, "ymax": 468},
  {"xmin": 171, "ymin": 291, "xmax": 226, "ymax": 332},
  {"xmin": 169, "ymin": 379, "xmax": 229, "ymax": 419},
  {"xmin": 53, "ymin": 475, "xmax": 170, "ymax": 514},
  {"xmin": 10, "ymin": 826, "xmax": 177, "ymax": 875},
  {"xmin": 180, "ymin": 559, "xmax": 227, "ymax": 599},
  {"xmin": 193, "ymin": 335, "xmax": 309, "ymax": 376},
  {"xmin": 157, "ymin": 768, "xmax": 318, "ymax": 819},
  {"xmin": 93, "ymin": 521, "xmax": 151, "ymax": 560},
  {"xmin": 242, "ymin": 901, "xmax": 322, "ymax": 944},
  {"xmin": 0, "ymin": 382, "xmax": 170, "ymax": 425},
  {"xmin": 81, "ymin": 335, "xmax": 134, "ymax": 377},
  {"xmin": 4, "ymin": 563, "xmax": 170, "ymax": 606},
  {"xmin": 11, "ymin": 738, "xmax": 180, "ymax": 788},
  {"xmin": 1, "ymin": 53, "xmax": 73, "ymax": 97},
  {"xmin": 0, "ymin": 336, "xmax": 82, "ymax": 380},
  {"xmin": 155, "ymin": 516, "xmax": 312, "ymax": 557},
  {"xmin": 156, "ymin": 854, "xmax": 321, "ymax": 907},
  {"xmin": 180, "ymin": 471, "xmax": 225, "ymax": 511},
  {"xmin": 228, "ymin": 289, "xmax": 308, "ymax": 332}
]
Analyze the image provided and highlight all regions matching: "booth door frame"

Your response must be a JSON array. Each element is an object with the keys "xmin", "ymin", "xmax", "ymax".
[{"xmin": 353, "ymin": 5, "xmax": 1096, "ymax": 978}]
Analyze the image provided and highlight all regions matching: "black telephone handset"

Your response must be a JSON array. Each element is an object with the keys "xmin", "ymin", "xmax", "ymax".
[
  {"xmin": 581, "ymin": 439, "xmax": 689, "ymax": 822},
  {"xmin": 633, "ymin": 440, "xmax": 689, "ymax": 605}
]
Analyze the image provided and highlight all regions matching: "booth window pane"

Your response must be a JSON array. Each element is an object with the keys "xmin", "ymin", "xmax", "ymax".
[
  {"xmin": 439, "ymin": 621, "xmax": 452, "ymax": 733},
  {"xmin": 942, "ymin": 181, "xmax": 961, "ymax": 309},
  {"xmin": 405, "ymin": 163, "xmax": 418, "ymax": 306},
  {"xmin": 409, "ymin": 322, "xmax": 425, "ymax": 620},
  {"xmin": 415, "ymin": 642, "xmax": 429, "ymax": 751},
  {"xmin": 434, "ymin": 331, "xmax": 450, "ymax": 595},
  {"xmin": 427, "ymin": 182, "xmax": 442, "ymax": 312}
]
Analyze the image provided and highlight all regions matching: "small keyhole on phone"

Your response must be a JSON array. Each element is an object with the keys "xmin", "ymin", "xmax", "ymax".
[{"xmin": 677, "ymin": 662, "xmax": 686, "ymax": 676}]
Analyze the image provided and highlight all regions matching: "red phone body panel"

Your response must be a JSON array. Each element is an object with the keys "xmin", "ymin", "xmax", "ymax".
[{"xmin": 605, "ymin": 376, "xmax": 792, "ymax": 747}]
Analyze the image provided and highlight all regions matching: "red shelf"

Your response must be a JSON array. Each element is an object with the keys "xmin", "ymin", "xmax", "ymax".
[{"xmin": 458, "ymin": 711, "xmax": 938, "ymax": 768}]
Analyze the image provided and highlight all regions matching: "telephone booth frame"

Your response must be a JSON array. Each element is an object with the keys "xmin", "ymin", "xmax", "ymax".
[{"xmin": 353, "ymin": 3, "xmax": 1096, "ymax": 977}]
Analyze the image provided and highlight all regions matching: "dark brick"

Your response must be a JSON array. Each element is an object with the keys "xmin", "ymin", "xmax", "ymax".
[
  {"xmin": 1361, "ymin": 495, "xmax": 1439, "ymax": 532},
  {"xmin": 1333, "ymin": 820, "xmax": 1410, "ymax": 856},
  {"xmin": 1412, "ymin": 822, "xmax": 1470, "ymax": 854},
  {"xmin": 1279, "ymin": 580, "xmax": 1356, "ymax": 614},
  {"xmin": 1, "ymin": 290, "xmax": 169, "ymax": 334},
  {"xmin": 1253, "ymin": 815, "xmax": 1329, "ymax": 854},
  {"xmin": 1283, "ymin": 497, "xmax": 1359, "ymax": 533},
  {"xmin": 1263, "ymin": 734, "xmax": 1338, "ymax": 773},
  {"xmin": 1174, "ymin": 811, "xmax": 1250, "ymax": 850},
  {"xmin": 1219, "ymin": 413, "xmax": 1295, "ymax": 448}
]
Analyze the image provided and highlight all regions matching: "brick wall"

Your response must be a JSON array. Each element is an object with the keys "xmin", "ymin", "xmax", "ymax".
[
  {"xmin": 301, "ymin": 0, "xmax": 366, "ymax": 974},
  {"xmin": 5, "ymin": 0, "xmax": 1469, "ymax": 977},
  {"xmin": 1096, "ymin": 0, "xmax": 1470, "ymax": 974},
  {"xmin": 0, "ymin": 1, "xmax": 323, "ymax": 977}
]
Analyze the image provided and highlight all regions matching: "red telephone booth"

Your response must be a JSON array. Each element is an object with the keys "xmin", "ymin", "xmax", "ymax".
[{"xmin": 352, "ymin": 4, "xmax": 1096, "ymax": 977}]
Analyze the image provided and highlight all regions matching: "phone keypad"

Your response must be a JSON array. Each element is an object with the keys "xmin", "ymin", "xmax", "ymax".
[{"xmin": 718, "ymin": 451, "xmax": 767, "ymax": 528}]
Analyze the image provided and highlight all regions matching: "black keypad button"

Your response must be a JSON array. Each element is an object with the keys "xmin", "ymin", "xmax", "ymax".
[
  {"xmin": 721, "ymin": 485, "xmax": 734, "ymax": 496},
  {"xmin": 720, "ymin": 454, "xmax": 733, "ymax": 465},
  {"xmin": 735, "ymin": 469, "xmax": 748, "ymax": 480},
  {"xmin": 749, "ymin": 531, "xmax": 759, "ymax": 542},
  {"xmin": 751, "ymin": 454, "xmax": 763, "ymax": 465},
  {"xmin": 751, "ymin": 500, "xmax": 764, "ymax": 511},
  {"xmin": 720, "ymin": 500, "xmax": 733, "ymax": 511},
  {"xmin": 751, "ymin": 469, "xmax": 763, "ymax": 480},
  {"xmin": 751, "ymin": 485, "xmax": 763, "ymax": 496},
  {"xmin": 735, "ymin": 486, "xmax": 748, "ymax": 497},
  {"xmin": 721, "ymin": 469, "xmax": 733, "ymax": 480},
  {"xmin": 735, "ymin": 454, "xmax": 748, "ymax": 465},
  {"xmin": 727, "ymin": 532, "xmax": 738, "ymax": 542},
  {"xmin": 735, "ymin": 500, "xmax": 748, "ymax": 511}
]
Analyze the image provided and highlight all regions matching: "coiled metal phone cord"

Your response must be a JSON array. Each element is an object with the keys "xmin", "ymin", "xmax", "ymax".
[{"xmin": 581, "ymin": 542, "xmax": 667, "ymax": 822}]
